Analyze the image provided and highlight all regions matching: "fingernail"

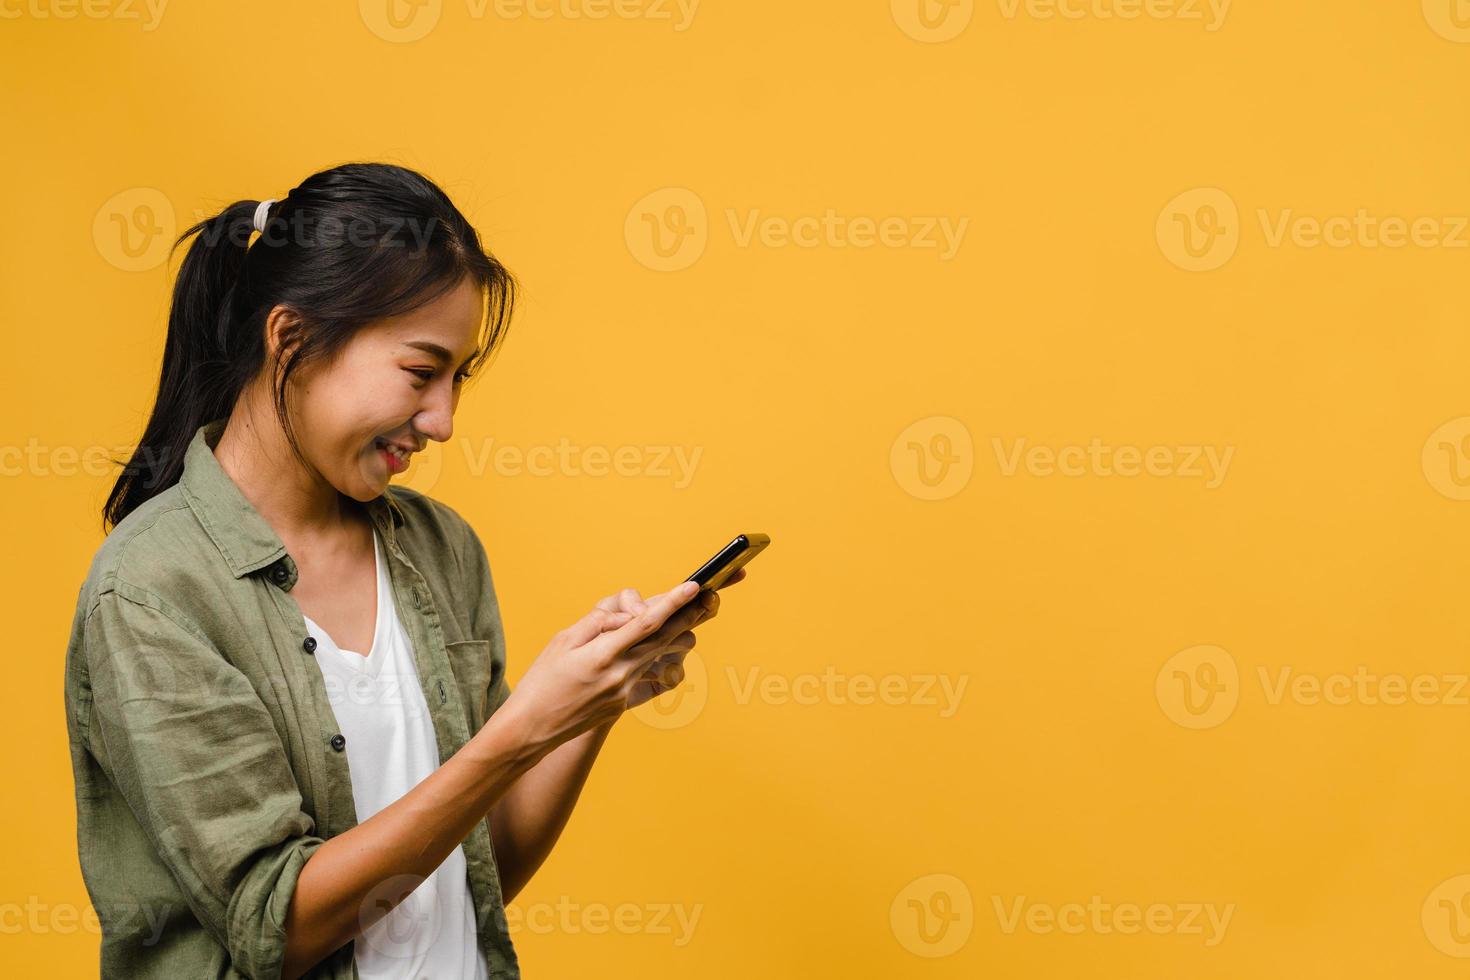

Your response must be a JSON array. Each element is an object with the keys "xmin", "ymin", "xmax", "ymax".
[{"xmin": 680, "ymin": 581, "xmax": 699, "ymax": 597}]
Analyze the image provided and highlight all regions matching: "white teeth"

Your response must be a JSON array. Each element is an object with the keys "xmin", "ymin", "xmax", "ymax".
[{"xmin": 378, "ymin": 440, "xmax": 410, "ymax": 464}]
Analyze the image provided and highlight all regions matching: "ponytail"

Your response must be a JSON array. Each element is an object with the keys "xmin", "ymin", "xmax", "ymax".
[{"xmin": 102, "ymin": 201, "xmax": 265, "ymax": 532}]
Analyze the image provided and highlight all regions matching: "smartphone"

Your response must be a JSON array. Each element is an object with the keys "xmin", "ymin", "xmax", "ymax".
[{"xmin": 686, "ymin": 533, "xmax": 770, "ymax": 593}]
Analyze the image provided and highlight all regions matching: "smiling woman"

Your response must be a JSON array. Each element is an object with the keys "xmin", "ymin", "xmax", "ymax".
[
  {"xmin": 101, "ymin": 163, "xmax": 513, "ymax": 529},
  {"xmin": 66, "ymin": 162, "xmax": 734, "ymax": 980}
]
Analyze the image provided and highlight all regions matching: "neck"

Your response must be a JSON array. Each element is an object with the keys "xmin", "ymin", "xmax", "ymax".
[{"xmin": 212, "ymin": 380, "xmax": 365, "ymax": 543}]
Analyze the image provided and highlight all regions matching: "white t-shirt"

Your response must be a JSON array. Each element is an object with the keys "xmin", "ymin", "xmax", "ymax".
[{"xmin": 303, "ymin": 526, "xmax": 489, "ymax": 980}]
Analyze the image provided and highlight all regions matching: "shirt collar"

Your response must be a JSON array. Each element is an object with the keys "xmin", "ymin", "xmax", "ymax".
[{"xmin": 179, "ymin": 418, "xmax": 405, "ymax": 582}]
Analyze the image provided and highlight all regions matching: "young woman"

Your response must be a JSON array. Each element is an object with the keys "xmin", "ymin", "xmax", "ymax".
[{"xmin": 62, "ymin": 162, "xmax": 742, "ymax": 979}]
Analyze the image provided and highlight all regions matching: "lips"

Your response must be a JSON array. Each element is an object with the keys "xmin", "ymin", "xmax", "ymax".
[{"xmin": 374, "ymin": 437, "xmax": 416, "ymax": 470}]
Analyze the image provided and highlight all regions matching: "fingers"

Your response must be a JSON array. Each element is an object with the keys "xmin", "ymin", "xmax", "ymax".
[
  {"xmin": 643, "ymin": 569, "xmax": 746, "ymax": 605},
  {"xmin": 652, "ymin": 655, "xmax": 686, "ymax": 689},
  {"xmin": 562, "ymin": 606, "xmax": 635, "ymax": 647},
  {"xmin": 654, "ymin": 592, "xmax": 714, "ymax": 644},
  {"xmin": 623, "ymin": 595, "xmax": 715, "ymax": 669},
  {"xmin": 649, "ymin": 631, "xmax": 696, "ymax": 657},
  {"xmin": 715, "ymin": 567, "xmax": 748, "ymax": 590},
  {"xmin": 581, "ymin": 572, "xmax": 733, "ymax": 664},
  {"xmin": 643, "ymin": 644, "xmax": 692, "ymax": 689},
  {"xmin": 596, "ymin": 587, "xmax": 647, "ymax": 616},
  {"xmin": 593, "ymin": 581, "xmax": 701, "ymax": 658}
]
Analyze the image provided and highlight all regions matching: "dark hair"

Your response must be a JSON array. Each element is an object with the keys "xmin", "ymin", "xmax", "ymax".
[{"xmin": 102, "ymin": 162, "xmax": 517, "ymax": 533}]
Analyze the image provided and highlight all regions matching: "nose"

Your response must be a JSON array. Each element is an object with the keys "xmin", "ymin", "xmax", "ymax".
[{"xmin": 412, "ymin": 384, "xmax": 455, "ymax": 445}]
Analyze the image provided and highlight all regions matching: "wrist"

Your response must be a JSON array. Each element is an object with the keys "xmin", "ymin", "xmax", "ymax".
[{"xmin": 474, "ymin": 696, "xmax": 556, "ymax": 774}]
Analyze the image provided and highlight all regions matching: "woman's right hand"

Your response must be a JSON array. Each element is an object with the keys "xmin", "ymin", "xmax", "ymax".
[{"xmin": 497, "ymin": 580, "xmax": 714, "ymax": 755}]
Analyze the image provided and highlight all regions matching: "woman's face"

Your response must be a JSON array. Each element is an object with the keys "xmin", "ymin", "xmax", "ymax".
[{"xmin": 287, "ymin": 274, "xmax": 484, "ymax": 501}]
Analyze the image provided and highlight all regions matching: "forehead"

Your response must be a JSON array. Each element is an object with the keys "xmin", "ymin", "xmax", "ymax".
[{"xmin": 368, "ymin": 277, "xmax": 483, "ymax": 361}]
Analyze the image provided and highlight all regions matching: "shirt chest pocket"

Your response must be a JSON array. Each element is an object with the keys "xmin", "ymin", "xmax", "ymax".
[{"xmin": 444, "ymin": 638, "xmax": 497, "ymax": 734}]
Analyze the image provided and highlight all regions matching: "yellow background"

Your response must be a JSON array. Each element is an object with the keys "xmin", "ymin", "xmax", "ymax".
[{"xmin": 5, "ymin": 0, "xmax": 1470, "ymax": 976}]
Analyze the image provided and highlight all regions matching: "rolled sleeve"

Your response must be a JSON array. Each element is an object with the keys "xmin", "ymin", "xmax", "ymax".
[{"xmin": 84, "ymin": 584, "xmax": 323, "ymax": 979}]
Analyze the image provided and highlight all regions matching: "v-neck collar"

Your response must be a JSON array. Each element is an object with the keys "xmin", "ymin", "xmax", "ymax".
[{"xmin": 303, "ymin": 526, "xmax": 389, "ymax": 674}]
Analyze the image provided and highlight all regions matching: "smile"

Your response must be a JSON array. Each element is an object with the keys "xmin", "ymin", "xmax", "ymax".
[{"xmin": 374, "ymin": 438, "xmax": 414, "ymax": 473}]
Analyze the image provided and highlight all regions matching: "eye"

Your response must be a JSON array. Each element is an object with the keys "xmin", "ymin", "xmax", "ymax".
[{"xmin": 405, "ymin": 367, "xmax": 474, "ymax": 384}]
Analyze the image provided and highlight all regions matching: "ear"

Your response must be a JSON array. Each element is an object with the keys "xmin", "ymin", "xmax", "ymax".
[{"xmin": 263, "ymin": 304, "xmax": 303, "ymax": 363}]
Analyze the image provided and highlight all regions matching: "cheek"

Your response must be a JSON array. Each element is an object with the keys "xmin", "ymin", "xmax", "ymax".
[{"xmin": 298, "ymin": 374, "xmax": 408, "ymax": 450}]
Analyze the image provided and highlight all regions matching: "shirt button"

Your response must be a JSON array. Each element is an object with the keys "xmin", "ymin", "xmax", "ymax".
[
  {"xmin": 329, "ymin": 734, "xmax": 346, "ymax": 752},
  {"xmin": 302, "ymin": 636, "xmax": 317, "ymax": 655},
  {"xmin": 412, "ymin": 587, "xmax": 421, "ymax": 609},
  {"xmin": 270, "ymin": 565, "xmax": 289, "ymax": 585}
]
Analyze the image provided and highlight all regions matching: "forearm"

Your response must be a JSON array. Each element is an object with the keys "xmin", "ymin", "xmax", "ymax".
[
  {"xmin": 489, "ymin": 717, "xmax": 616, "ymax": 902},
  {"xmin": 281, "ymin": 702, "xmax": 551, "ymax": 979}
]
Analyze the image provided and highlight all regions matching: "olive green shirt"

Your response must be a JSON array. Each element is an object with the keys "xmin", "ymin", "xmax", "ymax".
[{"xmin": 62, "ymin": 418, "xmax": 521, "ymax": 979}]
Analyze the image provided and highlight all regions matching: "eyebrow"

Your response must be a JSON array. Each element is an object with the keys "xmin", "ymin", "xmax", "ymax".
[{"xmin": 403, "ymin": 341, "xmax": 480, "ymax": 371}]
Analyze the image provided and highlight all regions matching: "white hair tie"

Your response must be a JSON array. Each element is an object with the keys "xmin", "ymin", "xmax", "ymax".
[{"xmin": 252, "ymin": 199, "xmax": 277, "ymax": 234}]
